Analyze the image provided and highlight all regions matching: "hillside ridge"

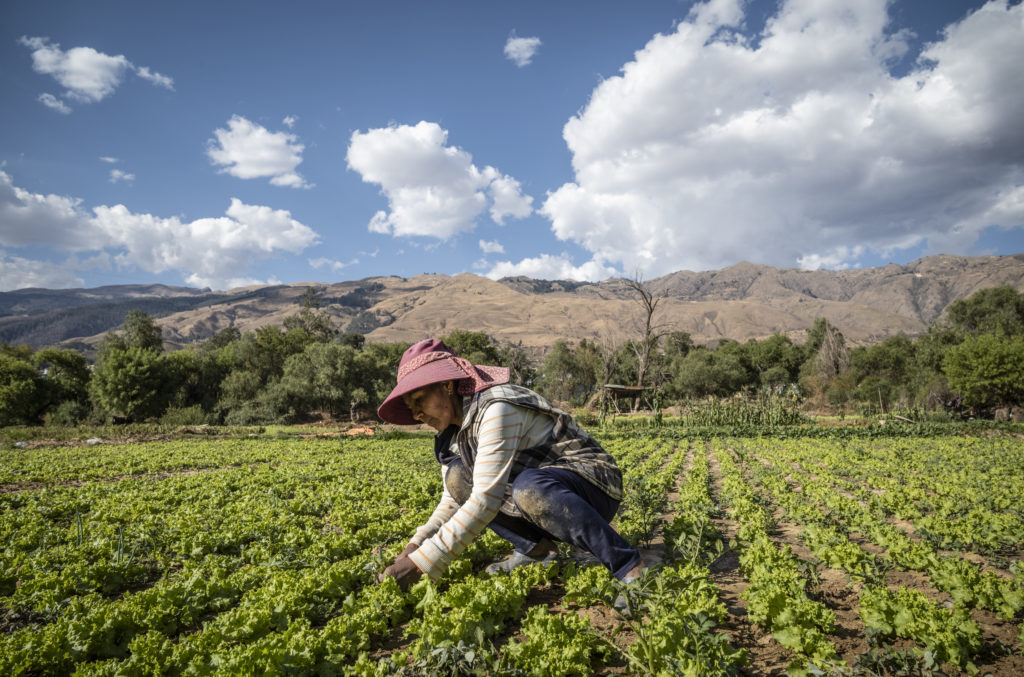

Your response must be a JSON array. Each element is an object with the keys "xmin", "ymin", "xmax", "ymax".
[{"xmin": 0, "ymin": 254, "xmax": 1021, "ymax": 352}]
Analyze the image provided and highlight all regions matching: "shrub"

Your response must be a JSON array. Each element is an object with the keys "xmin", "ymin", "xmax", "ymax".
[
  {"xmin": 47, "ymin": 400, "xmax": 90, "ymax": 427},
  {"xmin": 160, "ymin": 405, "xmax": 212, "ymax": 426},
  {"xmin": 572, "ymin": 407, "xmax": 597, "ymax": 426}
]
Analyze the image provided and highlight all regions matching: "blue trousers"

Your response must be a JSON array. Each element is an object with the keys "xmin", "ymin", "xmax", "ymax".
[{"xmin": 445, "ymin": 460, "xmax": 642, "ymax": 580}]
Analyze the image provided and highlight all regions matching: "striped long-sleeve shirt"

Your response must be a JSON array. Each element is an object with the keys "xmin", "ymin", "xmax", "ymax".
[
  {"xmin": 406, "ymin": 384, "xmax": 623, "ymax": 581},
  {"xmin": 407, "ymin": 400, "xmax": 549, "ymax": 580}
]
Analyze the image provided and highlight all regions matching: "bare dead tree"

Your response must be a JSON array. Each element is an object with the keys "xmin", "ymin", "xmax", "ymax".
[
  {"xmin": 597, "ymin": 332, "xmax": 622, "ymax": 388},
  {"xmin": 500, "ymin": 340, "xmax": 534, "ymax": 386},
  {"xmin": 589, "ymin": 328, "xmax": 625, "ymax": 413},
  {"xmin": 623, "ymin": 273, "xmax": 673, "ymax": 411},
  {"xmin": 817, "ymin": 321, "xmax": 849, "ymax": 381}
]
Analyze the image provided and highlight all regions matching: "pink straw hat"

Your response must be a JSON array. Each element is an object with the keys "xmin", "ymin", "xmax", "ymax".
[{"xmin": 377, "ymin": 338, "xmax": 510, "ymax": 425}]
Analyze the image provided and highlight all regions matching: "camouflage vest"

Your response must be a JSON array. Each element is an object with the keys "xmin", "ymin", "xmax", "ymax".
[{"xmin": 453, "ymin": 384, "xmax": 623, "ymax": 516}]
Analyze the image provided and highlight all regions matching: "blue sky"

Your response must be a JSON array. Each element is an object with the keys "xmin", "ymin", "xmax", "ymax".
[{"xmin": 1, "ymin": 0, "xmax": 1022, "ymax": 291}]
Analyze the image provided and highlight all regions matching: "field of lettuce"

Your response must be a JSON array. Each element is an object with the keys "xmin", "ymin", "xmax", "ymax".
[{"xmin": 1, "ymin": 427, "xmax": 1023, "ymax": 676}]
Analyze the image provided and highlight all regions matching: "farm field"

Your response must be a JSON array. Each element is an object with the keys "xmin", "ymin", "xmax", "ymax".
[{"xmin": 1, "ymin": 429, "xmax": 1023, "ymax": 676}]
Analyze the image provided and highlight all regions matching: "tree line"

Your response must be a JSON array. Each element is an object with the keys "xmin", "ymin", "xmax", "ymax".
[
  {"xmin": 540, "ymin": 285, "xmax": 1024, "ymax": 418},
  {"xmin": 1, "ymin": 285, "xmax": 1022, "ymax": 427}
]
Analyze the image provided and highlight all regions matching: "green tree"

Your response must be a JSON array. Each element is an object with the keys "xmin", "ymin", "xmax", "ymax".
[
  {"xmin": 662, "ymin": 332, "xmax": 694, "ymax": 361},
  {"xmin": 539, "ymin": 340, "xmax": 576, "ymax": 404},
  {"xmin": 217, "ymin": 369, "xmax": 266, "ymax": 423},
  {"xmin": 164, "ymin": 348, "xmax": 231, "ymax": 414},
  {"xmin": 205, "ymin": 326, "xmax": 241, "ymax": 351},
  {"xmin": 122, "ymin": 310, "xmax": 164, "ymax": 351},
  {"xmin": 283, "ymin": 288, "xmax": 337, "ymax": 343},
  {"xmin": 1, "ymin": 343, "xmax": 34, "ymax": 361},
  {"xmin": 537, "ymin": 339, "xmax": 601, "ymax": 406},
  {"xmin": 671, "ymin": 348, "xmax": 748, "ymax": 398},
  {"xmin": 745, "ymin": 334, "xmax": 801, "ymax": 387},
  {"xmin": 33, "ymin": 348, "xmax": 90, "ymax": 410},
  {"xmin": 338, "ymin": 332, "xmax": 366, "ymax": 350},
  {"xmin": 442, "ymin": 330, "xmax": 502, "ymax": 365},
  {"xmin": 232, "ymin": 325, "xmax": 310, "ymax": 384},
  {"xmin": 610, "ymin": 342, "xmax": 639, "ymax": 387},
  {"xmin": 90, "ymin": 345, "xmax": 170, "ymax": 421},
  {"xmin": 944, "ymin": 333, "xmax": 1024, "ymax": 409},
  {"xmin": 499, "ymin": 341, "xmax": 536, "ymax": 388},
  {"xmin": 945, "ymin": 286, "xmax": 1024, "ymax": 337},
  {"xmin": 281, "ymin": 343, "xmax": 361, "ymax": 420},
  {"xmin": 0, "ymin": 353, "xmax": 45, "ymax": 425},
  {"xmin": 359, "ymin": 341, "xmax": 409, "ymax": 405},
  {"xmin": 572, "ymin": 339, "xmax": 602, "ymax": 396}
]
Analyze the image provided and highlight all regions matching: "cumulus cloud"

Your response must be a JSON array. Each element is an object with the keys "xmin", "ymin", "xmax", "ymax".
[
  {"xmin": 0, "ymin": 171, "xmax": 99, "ymax": 249},
  {"xmin": 0, "ymin": 171, "xmax": 319, "ymax": 289},
  {"xmin": 504, "ymin": 33, "xmax": 542, "ymax": 67},
  {"xmin": 207, "ymin": 115, "xmax": 311, "ymax": 188},
  {"xmin": 479, "ymin": 239, "xmax": 505, "ymax": 254},
  {"xmin": 19, "ymin": 36, "xmax": 173, "ymax": 112},
  {"xmin": 109, "ymin": 169, "xmax": 135, "ymax": 184},
  {"xmin": 347, "ymin": 121, "xmax": 533, "ymax": 239},
  {"xmin": 283, "ymin": 115, "xmax": 297, "ymax": 128},
  {"xmin": 537, "ymin": 0, "xmax": 1024, "ymax": 277},
  {"xmin": 91, "ymin": 199, "xmax": 319, "ymax": 288},
  {"xmin": 489, "ymin": 175, "xmax": 533, "ymax": 224},
  {"xmin": 485, "ymin": 253, "xmax": 619, "ymax": 281},
  {"xmin": 99, "ymin": 156, "xmax": 118, "ymax": 164},
  {"xmin": 0, "ymin": 250, "xmax": 84, "ymax": 291}
]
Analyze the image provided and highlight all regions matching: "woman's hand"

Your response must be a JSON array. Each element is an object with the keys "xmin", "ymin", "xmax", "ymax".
[{"xmin": 378, "ymin": 554, "xmax": 423, "ymax": 589}]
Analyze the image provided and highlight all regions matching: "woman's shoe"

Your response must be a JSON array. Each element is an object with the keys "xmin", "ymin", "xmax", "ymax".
[{"xmin": 485, "ymin": 550, "xmax": 558, "ymax": 575}]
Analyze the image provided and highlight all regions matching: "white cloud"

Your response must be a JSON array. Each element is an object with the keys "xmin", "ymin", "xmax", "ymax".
[
  {"xmin": 109, "ymin": 169, "xmax": 135, "ymax": 184},
  {"xmin": 504, "ymin": 33, "xmax": 542, "ymax": 67},
  {"xmin": 489, "ymin": 175, "xmax": 533, "ymax": 224},
  {"xmin": 0, "ymin": 250, "xmax": 84, "ymax": 291},
  {"xmin": 541, "ymin": 0, "xmax": 1024, "ymax": 278},
  {"xmin": 797, "ymin": 245, "xmax": 866, "ymax": 271},
  {"xmin": 479, "ymin": 239, "xmax": 505, "ymax": 255},
  {"xmin": 221, "ymin": 276, "xmax": 283, "ymax": 290},
  {"xmin": 347, "ymin": 121, "xmax": 532, "ymax": 239},
  {"xmin": 283, "ymin": 115, "xmax": 298, "ymax": 128},
  {"xmin": 92, "ymin": 199, "xmax": 319, "ymax": 288},
  {"xmin": 207, "ymin": 115, "xmax": 311, "ymax": 188},
  {"xmin": 0, "ymin": 171, "xmax": 320, "ymax": 290},
  {"xmin": 99, "ymin": 156, "xmax": 119, "ymax": 164},
  {"xmin": 485, "ymin": 253, "xmax": 619, "ymax": 281},
  {"xmin": 19, "ymin": 36, "xmax": 172, "ymax": 111},
  {"xmin": 135, "ymin": 66, "xmax": 174, "ymax": 90},
  {"xmin": 0, "ymin": 170, "xmax": 99, "ymax": 249},
  {"xmin": 38, "ymin": 93, "xmax": 71, "ymax": 114},
  {"xmin": 309, "ymin": 256, "xmax": 356, "ymax": 272}
]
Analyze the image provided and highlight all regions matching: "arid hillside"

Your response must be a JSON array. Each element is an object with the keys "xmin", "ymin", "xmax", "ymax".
[{"xmin": 1, "ymin": 254, "xmax": 1021, "ymax": 353}]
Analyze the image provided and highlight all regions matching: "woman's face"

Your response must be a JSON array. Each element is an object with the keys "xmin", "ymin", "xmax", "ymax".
[{"xmin": 403, "ymin": 383, "xmax": 455, "ymax": 432}]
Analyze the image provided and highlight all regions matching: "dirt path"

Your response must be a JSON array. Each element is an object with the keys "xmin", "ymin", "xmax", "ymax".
[{"xmin": 707, "ymin": 443, "xmax": 795, "ymax": 676}]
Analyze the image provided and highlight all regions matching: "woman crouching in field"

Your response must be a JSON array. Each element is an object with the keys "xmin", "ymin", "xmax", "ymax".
[{"xmin": 375, "ymin": 338, "xmax": 644, "ymax": 594}]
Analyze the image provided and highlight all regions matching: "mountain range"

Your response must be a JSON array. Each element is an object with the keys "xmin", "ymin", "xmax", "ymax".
[{"xmin": 1, "ymin": 254, "xmax": 1022, "ymax": 357}]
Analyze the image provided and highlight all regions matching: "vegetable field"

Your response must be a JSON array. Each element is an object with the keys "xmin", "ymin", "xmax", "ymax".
[{"xmin": 2, "ymin": 430, "xmax": 1023, "ymax": 675}]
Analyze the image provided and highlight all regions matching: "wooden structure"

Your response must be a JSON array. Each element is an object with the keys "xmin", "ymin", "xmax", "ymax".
[{"xmin": 602, "ymin": 384, "xmax": 648, "ymax": 414}]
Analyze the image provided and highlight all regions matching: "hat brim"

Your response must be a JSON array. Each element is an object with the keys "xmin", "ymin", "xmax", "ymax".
[{"xmin": 377, "ymin": 359, "xmax": 470, "ymax": 425}]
